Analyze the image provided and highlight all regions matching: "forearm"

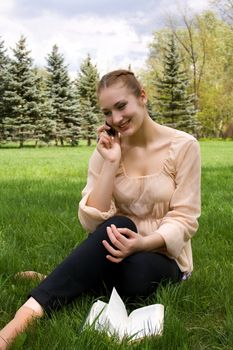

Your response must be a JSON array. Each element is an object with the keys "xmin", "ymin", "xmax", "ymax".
[
  {"xmin": 142, "ymin": 233, "xmax": 166, "ymax": 252},
  {"xmin": 86, "ymin": 159, "xmax": 119, "ymax": 212}
]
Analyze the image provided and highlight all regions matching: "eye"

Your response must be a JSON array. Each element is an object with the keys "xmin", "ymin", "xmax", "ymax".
[
  {"xmin": 103, "ymin": 110, "xmax": 112, "ymax": 117},
  {"xmin": 118, "ymin": 103, "xmax": 127, "ymax": 110}
]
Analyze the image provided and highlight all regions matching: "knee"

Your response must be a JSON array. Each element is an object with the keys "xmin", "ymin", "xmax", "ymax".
[
  {"xmin": 88, "ymin": 216, "xmax": 137, "ymax": 247},
  {"xmin": 99, "ymin": 216, "xmax": 137, "ymax": 233}
]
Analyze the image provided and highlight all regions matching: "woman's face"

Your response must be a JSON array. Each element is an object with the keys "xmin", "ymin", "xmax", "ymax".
[{"xmin": 99, "ymin": 83, "xmax": 147, "ymax": 137}]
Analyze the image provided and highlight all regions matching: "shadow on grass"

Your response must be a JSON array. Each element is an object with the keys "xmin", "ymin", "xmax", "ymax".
[{"xmin": 0, "ymin": 177, "xmax": 87, "ymax": 275}]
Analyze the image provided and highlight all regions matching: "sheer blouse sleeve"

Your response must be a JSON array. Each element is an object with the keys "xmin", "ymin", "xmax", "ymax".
[
  {"xmin": 78, "ymin": 149, "xmax": 117, "ymax": 232},
  {"xmin": 156, "ymin": 136, "xmax": 201, "ymax": 258}
]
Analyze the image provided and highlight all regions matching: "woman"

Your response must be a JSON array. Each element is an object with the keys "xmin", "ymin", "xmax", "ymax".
[{"xmin": 0, "ymin": 69, "xmax": 201, "ymax": 349}]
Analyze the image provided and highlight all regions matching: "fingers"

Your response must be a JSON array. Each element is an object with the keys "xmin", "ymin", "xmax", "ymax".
[
  {"xmin": 102, "ymin": 225, "xmax": 137, "ymax": 263},
  {"xmin": 97, "ymin": 124, "xmax": 119, "ymax": 145},
  {"xmin": 102, "ymin": 225, "xmax": 125, "ymax": 261},
  {"xmin": 102, "ymin": 239, "xmax": 122, "ymax": 258},
  {"xmin": 106, "ymin": 255, "xmax": 123, "ymax": 263},
  {"xmin": 97, "ymin": 124, "xmax": 110, "ymax": 134},
  {"xmin": 98, "ymin": 133, "xmax": 112, "ymax": 149},
  {"xmin": 117, "ymin": 227, "xmax": 135, "ymax": 238},
  {"xmin": 97, "ymin": 124, "xmax": 111, "ymax": 141},
  {"xmin": 97, "ymin": 127, "xmax": 114, "ymax": 149},
  {"xmin": 107, "ymin": 225, "xmax": 129, "ymax": 247}
]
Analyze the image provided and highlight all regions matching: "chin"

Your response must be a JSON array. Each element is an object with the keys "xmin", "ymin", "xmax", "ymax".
[{"xmin": 119, "ymin": 127, "xmax": 133, "ymax": 136}]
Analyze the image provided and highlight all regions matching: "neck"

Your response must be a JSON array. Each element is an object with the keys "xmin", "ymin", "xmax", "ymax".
[{"xmin": 124, "ymin": 113, "xmax": 159, "ymax": 147}]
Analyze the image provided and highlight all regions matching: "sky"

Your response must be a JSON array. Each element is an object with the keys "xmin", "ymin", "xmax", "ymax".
[{"xmin": 0, "ymin": 0, "xmax": 211, "ymax": 77}]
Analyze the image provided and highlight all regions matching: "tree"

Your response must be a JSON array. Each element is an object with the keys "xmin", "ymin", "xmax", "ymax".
[
  {"xmin": 0, "ymin": 38, "xmax": 9, "ymax": 143},
  {"xmin": 3, "ymin": 36, "xmax": 40, "ymax": 147},
  {"xmin": 75, "ymin": 54, "xmax": 100, "ymax": 145},
  {"xmin": 168, "ymin": 11, "xmax": 209, "ymax": 110},
  {"xmin": 80, "ymin": 98, "xmax": 99, "ymax": 146},
  {"xmin": 211, "ymin": 0, "xmax": 233, "ymax": 25},
  {"xmin": 195, "ymin": 12, "xmax": 233, "ymax": 136},
  {"xmin": 45, "ymin": 45, "xmax": 81, "ymax": 145},
  {"xmin": 33, "ymin": 69, "xmax": 56, "ymax": 145},
  {"xmin": 141, "ymin": 29, "xmax": 172, "ymax": 121},
  {"xmin": 155, "ymin": 35, "xmax": 198, "ymax": 135},
  {"xmin": 75, "ymin": 54, "xmax": 100, "ymax": 113}
]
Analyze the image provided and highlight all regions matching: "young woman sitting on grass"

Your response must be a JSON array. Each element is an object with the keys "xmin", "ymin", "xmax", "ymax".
[{"xmin": 0, "ymin": 69, "xmax": 201, "ymax": 349}]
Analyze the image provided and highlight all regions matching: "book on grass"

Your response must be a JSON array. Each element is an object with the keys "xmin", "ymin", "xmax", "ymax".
[{"xmin": 84, "ymin": 287, "xmax": 164, "ymax": 341}]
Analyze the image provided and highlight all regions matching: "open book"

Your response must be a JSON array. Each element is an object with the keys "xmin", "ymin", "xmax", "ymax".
[{"xmin": 84, "ymin": 287, "xmax": 164, "ymax": 341}]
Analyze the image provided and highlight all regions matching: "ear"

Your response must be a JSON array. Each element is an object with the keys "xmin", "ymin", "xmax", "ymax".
[{"xmin": 140, "ymin": 89, "xmax": 147, "ymax": 105}]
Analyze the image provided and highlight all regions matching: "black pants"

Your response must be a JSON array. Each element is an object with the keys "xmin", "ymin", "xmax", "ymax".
[{"xmin": 30, "ymin": 216, "xmax": 182, "ymax": 315}]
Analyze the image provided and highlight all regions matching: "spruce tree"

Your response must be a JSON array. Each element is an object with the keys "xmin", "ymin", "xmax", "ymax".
[
  {"xmin": 65, "ymin": 87, "xmax": 82, "ymax": 146},
  {"xmin": 75, "ymin": 54, "xmax": 100, "ymax": 145},
  {"xmin": 45, "ymin": 45, "xmax": 81, "ymax": 146},
  {"xmin": 80, "ymin": 98, "xmax": 99, "ymax": 146},
  {"xmin": 3, "ymin": 36, "xmax": 40, "ymax": 147},
  {"xmin": 156, "ymin": 35, "xmax": 197, "ymax": 135},
  {"xmin": 34, "ymin": 70, "xmax": 56, "ymax": 145},
  {"xmin": 0, "ymin": 38, "xmax": 9, "ymax": 143}
]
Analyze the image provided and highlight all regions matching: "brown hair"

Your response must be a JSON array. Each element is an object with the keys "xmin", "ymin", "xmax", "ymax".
[{"xmin": 97, "ymin": 69, "xmax": 142, "ymax": 98}]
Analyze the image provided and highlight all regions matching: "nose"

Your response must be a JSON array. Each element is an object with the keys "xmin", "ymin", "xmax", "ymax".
[{"xmin": 112, "ymin": 110, "xmax": 123, "ymax": 125}]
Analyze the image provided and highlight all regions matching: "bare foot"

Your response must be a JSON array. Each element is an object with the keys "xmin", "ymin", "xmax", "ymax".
[
  {"xmin": 14, "ymin": 271, "xmax": 47, "ymax": 281},
  {"xmin": 0, "ymin": 305, "xmax": 43, "ymax": 350},
  {"xmin": 0, "ymin": 335, "xmax": 9, "ymax": 350}
]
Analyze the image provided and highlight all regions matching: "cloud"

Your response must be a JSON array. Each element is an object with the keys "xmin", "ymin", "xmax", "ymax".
[
  {"xmin": 11, "ymin": 0, "xmax": 164, "ymax": 18},
  {"xmin": 0, "ymin": 0, "xmax": 211, "ymax": 77},
  {"xmin": 0, "ymin": 10, "xmax": 151, "ymax": 76}
]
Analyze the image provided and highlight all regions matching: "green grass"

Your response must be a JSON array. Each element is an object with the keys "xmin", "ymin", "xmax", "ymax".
[{"xmin": 0, "ymin": 141, "xmax": 233, "ymax": 349}]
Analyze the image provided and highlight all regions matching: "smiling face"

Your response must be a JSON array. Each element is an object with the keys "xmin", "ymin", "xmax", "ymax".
[{"xmin": 99, "ymin": 82, "xmax": 147, "ymax": 137}]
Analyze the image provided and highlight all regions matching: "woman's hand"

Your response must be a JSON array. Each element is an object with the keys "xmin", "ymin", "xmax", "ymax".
[
  {"xmin": 97, "ymin": 124, "xmax": 121, "ymax": 163},
  {"xmin": 102, "ymin": 224, "xmax": 145, "ymax": 263}
]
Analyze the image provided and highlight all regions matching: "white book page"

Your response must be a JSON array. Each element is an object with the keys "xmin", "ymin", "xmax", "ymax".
[
  {"xmin": 85, "ymin": 300, "xmax": 107, "ymax": 329},
  {"xmin": 126, "ymin": 304, "xmax": 164, "ymax": 340},
  {"xmin": 105, "ymin": 288, "xmax": 129, "ymax": 339}
]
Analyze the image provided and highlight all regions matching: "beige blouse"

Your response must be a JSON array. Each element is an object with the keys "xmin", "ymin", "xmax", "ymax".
[{"xmin": 78, "ymin": 128, "xmax": 201, "ymax": 273}]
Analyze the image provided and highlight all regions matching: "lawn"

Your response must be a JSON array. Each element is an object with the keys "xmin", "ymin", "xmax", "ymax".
[{"xmin": 0, "ymin": 141, "xmax": 233, "ymax": 349}]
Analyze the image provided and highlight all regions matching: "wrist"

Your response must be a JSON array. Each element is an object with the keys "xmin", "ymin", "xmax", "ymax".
[
  {"xmin": 142, "ymin": 233, "xmax": 166, "ymax": 252},
  {"xmin": 103, "ymin": 159, "xmax": 120, "ymax": 172}
]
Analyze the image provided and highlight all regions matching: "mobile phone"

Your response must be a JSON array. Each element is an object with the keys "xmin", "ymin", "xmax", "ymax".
[{"xmin": 105, "ymin": 122, "xmax": 116, "ymax": 136}]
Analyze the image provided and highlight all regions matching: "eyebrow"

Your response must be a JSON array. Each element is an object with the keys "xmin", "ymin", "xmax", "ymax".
[{"xmin": 101, "ymin": 100, "xmax": 127, "ymax": 111}]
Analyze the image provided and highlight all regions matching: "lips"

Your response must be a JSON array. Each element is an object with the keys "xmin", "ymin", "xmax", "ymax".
[{"xmin": 118, "ymin": 120, "xmax": 130, "ymax": 130}]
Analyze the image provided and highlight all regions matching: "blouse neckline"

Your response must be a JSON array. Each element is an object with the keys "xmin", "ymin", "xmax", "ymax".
[
  {"xmin": 120, "ymin": 161, "xmax": 165, "ymax": 179},
  {"xmin": 120, "ymin": 130, "xmax": 178, "ymax": 179}
]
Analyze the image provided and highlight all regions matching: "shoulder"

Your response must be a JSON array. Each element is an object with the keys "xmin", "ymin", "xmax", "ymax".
[
  {"xmin": 169, "ymin": 128, "xmax": 199, "ymax": 152},
  {"xmin": 156, "ymin": 123, "xmax": 197, "ymax": 144},
  {"xmin": 173, "ymin": 128, "xmax": 197, "ymax": 143},
  {"xmin": 163, "ymin": 127, "xmax": 200, "ymax": 171},
  {"xmin": 170, "ymin": 130, "xmax": 200, "ymax": 174}
]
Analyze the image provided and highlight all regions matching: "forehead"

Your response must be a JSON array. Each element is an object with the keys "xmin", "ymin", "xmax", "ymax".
[{"xmin": 99, "ymin": 83, "xmax": 132, "ymax": 109}]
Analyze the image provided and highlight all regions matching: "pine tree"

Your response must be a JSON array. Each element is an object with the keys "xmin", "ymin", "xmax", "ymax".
[
  {"xmin": 65, "ymin": 86, "xmax": 82, "ymax": 146},
  {"xmin": 34, "ymin": 70, "xmax": 56, "ymax": 145},
  {"xmin": 45, "ymin": 45, "xmax": 81, "ymax": 146},
  {"xmin": 75, "ymin": 54, "xmax": 100, "ymax": 145},
  {"xmin": 0, "ymin": 38, "xmax": 9, "ymax": 143},
  {"xmin": 80, "ymin": 98, "xmax": 99, "ymax": 146},
  {"xmin": 3, "ymin": 36, "xmax": 40, "ymax": 147},
  {"xmin": 156, "ymin": 35, "xmax": 198, "ymax": 135}
]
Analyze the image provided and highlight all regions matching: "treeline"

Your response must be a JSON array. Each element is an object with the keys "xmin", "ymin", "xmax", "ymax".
[
  {"xmin": 0, "ymin": 37, "xmax": 101, "ymax": 147},
  {"xmin": 143, "ymin": 2, "xmax": 233, "ymax": 138},
  {"xmin": 0, "ymin": 2, "xmax": 233, "ymax": 147}
]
